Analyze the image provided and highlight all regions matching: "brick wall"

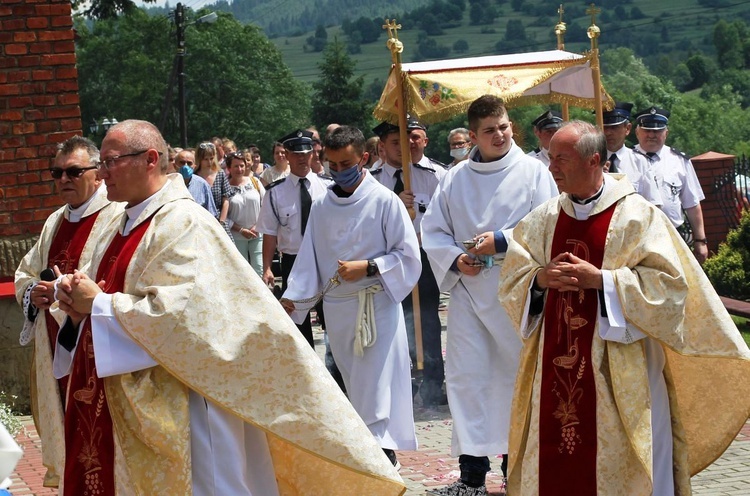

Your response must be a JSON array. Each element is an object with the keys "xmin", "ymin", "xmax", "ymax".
[
  {"xmin": 0, "ymin": 0, "xmax": 80, "ymax": 277},
  {"xmin": 692, "ymin": 151, "xmax": 736, "ymax": 255}
]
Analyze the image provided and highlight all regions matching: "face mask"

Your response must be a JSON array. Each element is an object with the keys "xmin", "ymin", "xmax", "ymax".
[
  {"xmin": 330, "ymin": 164, "xmax": 362, "ymax": 188},
  {"xmin": 450, "ymin": 147, "xmax": 470, "ymax": 160},
  {"xmin": 179, "ymin": 165, "xmax": 193, "ymax": 181}
]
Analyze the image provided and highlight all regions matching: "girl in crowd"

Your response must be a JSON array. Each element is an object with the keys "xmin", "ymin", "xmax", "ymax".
[
  {"xmin": 194, "ymin": 141, "xmax": 234, "ymax": 239},
  {"xmin": 226, "ymin": 151, "xmax": 265, "ymax": 276}
]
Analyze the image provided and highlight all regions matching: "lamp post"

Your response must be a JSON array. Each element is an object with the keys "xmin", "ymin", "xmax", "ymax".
[
  {"xmin": 89, "ymin": 117, "xmax": 118, "ymax": 136},
  {"xmin": 174, "ymin": 4, "xmax": 218, "ymax": 148}
]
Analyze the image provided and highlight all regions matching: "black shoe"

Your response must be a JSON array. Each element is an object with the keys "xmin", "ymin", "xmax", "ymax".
[{"xmin": 383, "ymin": 448, "xmax": 401, "ymax": 470}]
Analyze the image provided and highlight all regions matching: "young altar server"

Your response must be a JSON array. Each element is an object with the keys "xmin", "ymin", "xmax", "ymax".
[
  {"xmin": 281, "ymin": 125, "xmax": 422, "ymax": 469},
  {"xmin": 421, "ymin": 95, "xmax": 558, "ymax": 496}
]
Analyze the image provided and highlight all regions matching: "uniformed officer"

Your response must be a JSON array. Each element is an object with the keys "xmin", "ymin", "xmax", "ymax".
[
  {"xmin": 257, "ymin": 129, "xmax": 332, "ymax": 347},
  {"xmin": 527, "ymin": 109, "xmax": 563, "ymax": 167},
  {"xmin": 634, "ymin": 106, "xmax": 708, "ymax": 263},
  {"xmin": 602, "ymin": 102, "xmax": 662, "ymax": 205},
  {"xmin": 371, "ymin": 119, "xmax": 447, "ymax": 407}
]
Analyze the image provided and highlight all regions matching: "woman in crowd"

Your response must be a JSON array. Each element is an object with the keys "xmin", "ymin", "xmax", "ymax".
[
  {"xmin": 225, "ymin": 151, "xmax": 265, "ymax": 276},
  {"xmin": 245, "ymin": 147, "xmax": 264, "ymax": 178},
  {"xmin": 260, "ymin": 142, "xmax": 289, "ymax": 186},
  {"xmin": 194, "ymin": 141, "xmax": 234, "ymax": 239}
]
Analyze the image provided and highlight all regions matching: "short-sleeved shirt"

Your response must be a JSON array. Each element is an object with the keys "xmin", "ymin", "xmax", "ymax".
[
  {"xmin": 608, "ymin": 146, "xmax": 662, "ymax": 206},
  {"xmin": 227, "ymin": 178, "xmax": 265, "ymax": 229},
  {"xmin": 256, "ymin": 172, "xmax": 332, "ymax": 255},
  {"xmin": 186, "ymin": 174, "xmax": 218, "ymax": 217},
  {"xmin": 635, "ymin": 145, "xmax": 705, "ymax": 227}
]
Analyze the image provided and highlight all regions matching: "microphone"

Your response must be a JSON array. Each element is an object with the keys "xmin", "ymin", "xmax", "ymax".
[{"xmin": 40, "ymin": 268, "xmax": 56, "ymax": 281}]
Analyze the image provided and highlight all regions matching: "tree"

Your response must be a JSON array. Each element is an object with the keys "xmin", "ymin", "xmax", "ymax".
[
  {"xmin": 453, "ymin": 39, "xmax": 470, "ymax": 53},
  {"xmin": 714, "ymin": 19, "xmax": 745, "ymax": 70},
  {"xmin": 312, "ymin": 39, "xmax": 372, "ymax": 131},
  {"xmin": 75, "ymin": 9, "xmax": 310, "ymax": 150},
  {"xmin": 505, "ymin": 19, "xmax": 527, "ymax": 42}
]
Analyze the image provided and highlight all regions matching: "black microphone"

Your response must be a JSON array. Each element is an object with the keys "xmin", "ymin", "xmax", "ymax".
[{"xmin": 40, "ymin": 267, "xmax": 56, "ymax": 281}]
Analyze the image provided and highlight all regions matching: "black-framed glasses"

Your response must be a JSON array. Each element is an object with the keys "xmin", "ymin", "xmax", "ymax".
[
  {"xmin": 450, "ymin": 140, "xmax": 469, "ymax": 148},
  {"xmin": 97, "ymin": 150, "xmax": 149, "ymax": 171},
  {"xmin": 49, "ymin": 166, "xmax": 97, "ymax": 179}
]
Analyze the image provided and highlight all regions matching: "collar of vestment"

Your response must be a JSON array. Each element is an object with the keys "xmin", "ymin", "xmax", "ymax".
[
  {"xmin": 561, "ymin": 173, "xmax": 635, "ymax": 220},
  {"xmin": 65, "ymin": 183, "xmax": 110, "ymax": 222},
  {"xmin": 124, "ymin": 175, "xmax": 186, "ymax": 234},
  {"xmin": 467, "ymin": 140, "xmax": 521, "ymax": 173},
  {"xmin": 328, "ymin": 170, "xmax": 376, "ymax": 205}
]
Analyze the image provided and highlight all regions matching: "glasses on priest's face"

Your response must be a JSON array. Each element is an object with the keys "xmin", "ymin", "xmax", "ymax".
[
  {"xmin": 49, "ymin": 166, "xmax": 98, "ymax": 179},
  {"xmin": 97, "ymin": 150, "xmax": 150, "ymax": 171}
]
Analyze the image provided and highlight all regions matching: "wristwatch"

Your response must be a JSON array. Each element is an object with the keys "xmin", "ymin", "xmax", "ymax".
[{"xmin": 366, "ymin": 259, "xmax": 378, "ymax": 277}]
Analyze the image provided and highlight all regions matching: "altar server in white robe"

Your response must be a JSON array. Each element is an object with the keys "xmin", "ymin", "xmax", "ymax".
[
  {"xmin": 422, "ymin": 95, "xmax": 558, "ymax": 496},
  {"xmin": 282, "ymin": 126, "xmax": 421, "ymax": 468}
]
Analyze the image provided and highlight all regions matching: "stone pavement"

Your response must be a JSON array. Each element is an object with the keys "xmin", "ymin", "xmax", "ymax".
[{"xmin": 7, "ymin": 297, "xmax": 750, "ymax": 495}]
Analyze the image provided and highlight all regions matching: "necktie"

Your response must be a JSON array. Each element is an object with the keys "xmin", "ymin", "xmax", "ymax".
[
  {"xmin": 646, "ymin": 152, "xmax": 657, "ymax": 159},
  {"xmin": 608, "ymin": 153, "xmax": 618, "ymax": 173},
  {"xmin": 393, "ymin": 169, "xmax": 404, "ymax": 195},
  {"xmin": 300, "ymin": 177, "xmax": 311, "ymax": 235}
]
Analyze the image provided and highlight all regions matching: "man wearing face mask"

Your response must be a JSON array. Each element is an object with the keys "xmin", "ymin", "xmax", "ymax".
[
  {"xmin": 447, "ymin": 128, "xmax": 472, "ymax": 167},
  {"xmin": 257, "ymin": 129, "xmax": 332, "ymax": 347},
  {"xmin": 281, "ymin": 126, "xmax": 421, "ymax": 470},
  {"xmin": 174, "ymin": 149, "xmax": 218, "ymax": 216}
]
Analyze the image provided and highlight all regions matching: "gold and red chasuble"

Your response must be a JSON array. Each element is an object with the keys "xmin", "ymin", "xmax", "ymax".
[
  {"xmin": 63, "ymin": 216, "xmax": 153, "ymax": 496},
  {"xmin": 538, "ymin": 204, "xmax": 616, "ymax": 496},
  {"xmin": 45, "ymin": 213, "xmax": 100, "ymax": 400}
]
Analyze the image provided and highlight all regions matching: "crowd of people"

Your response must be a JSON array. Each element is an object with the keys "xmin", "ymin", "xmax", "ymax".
[{"xmin": 13, "ymin": 95, "xmax": 750, "ymax": 496}]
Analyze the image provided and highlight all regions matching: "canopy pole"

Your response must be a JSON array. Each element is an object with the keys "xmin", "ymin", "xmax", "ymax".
[
  {"xmin": 555, "ymin": 5, "xmax": 570, "ymax": 121},
  {"xmin": 586, "ymin": 3, "xmax": 604, "ymax": 129},
  {"xmin": 383, "ymin": 19, "xmax": 424, "ymax": 372}
]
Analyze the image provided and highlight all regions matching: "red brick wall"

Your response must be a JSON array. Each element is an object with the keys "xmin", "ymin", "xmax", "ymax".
[
  {"xmin": 0, "ymin": 0, "xmax": 81, "ymax": 244},
  {"xmin": 692, "ymin": 151, "xmax": 736, "ymax": 255}
]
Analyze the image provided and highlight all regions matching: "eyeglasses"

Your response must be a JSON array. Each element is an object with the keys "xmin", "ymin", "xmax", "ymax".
[
  {"xmin": 199, "ymin": 142, "xmax": 215, "ymax": 150},
  {"xmin": 97, "ymin": 150, "xmax": 149, "ymax": 171},
  {"xmin": 450, "ymin": 141, "xmax": 469, "ymax": 148},
  {"xmin": 49, "ymin": 166, "xmax": 97, "ymax": 179}
]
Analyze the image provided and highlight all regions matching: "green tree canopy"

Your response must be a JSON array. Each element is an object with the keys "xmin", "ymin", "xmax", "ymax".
[
  {"xmin": 311, "ymin": 39, "xmax": 372, "ymax": 132},
  {"xmin": 76, "ymin": 9, "xmax": 310, "ymax": 153}
]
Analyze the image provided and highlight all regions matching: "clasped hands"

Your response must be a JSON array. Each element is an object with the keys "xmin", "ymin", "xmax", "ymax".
[
  {"xmin": 53, "ymin": 268, "xmax": 107, "ymax": 324},
  {"xmin": 535, "ymin": 252, "xmax": 603, "ymax": 291}
]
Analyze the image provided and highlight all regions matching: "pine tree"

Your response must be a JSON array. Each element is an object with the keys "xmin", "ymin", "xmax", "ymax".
[{"xmin": 312, "ymin": 39, "xmax": 372, "ymax": 132}]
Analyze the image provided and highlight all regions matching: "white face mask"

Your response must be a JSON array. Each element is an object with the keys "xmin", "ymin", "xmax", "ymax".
[{"xmin": 450, "ymin": 147, "xmax": 470, "ymax": 160}]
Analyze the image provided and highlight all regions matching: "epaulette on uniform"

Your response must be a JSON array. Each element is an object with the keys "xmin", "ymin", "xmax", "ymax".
[
  {"xmin": 429, "ymin": 158, "xmax": 449, "ymax": 171},
  {"xmin": 413, "ymin": 162, "xmax": 438, "ymax": 174},
  {"xmin": 632, "ymin": 148, "xmax": 650, "ymax": 160},
  {"xmin": 533, "ymin": 147, "xmax": 541, "ymax": 154},
  {"xmin": 670, "ymin": 147, "xmax": 691, "ymax": 161},
  {"xmin": 370, "ymin": 168, "xmax": 383, "ymax": 175},
  {"xmin": 265, "ymin": 177, "xmax": 287, "ymax": 190},
  {"xmin": 318, "ymin": 173, "xmax": 333, "ymax": 181}
]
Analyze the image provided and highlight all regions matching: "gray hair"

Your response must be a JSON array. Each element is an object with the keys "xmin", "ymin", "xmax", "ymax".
[
  {"xmin": 561, "ymin": 120, "xmax": 607, "ymax": 166},
  {"xmin": 447, "ymin": 128, "xmax": 470, "ymax": 143},
  {"xmin": 56, "ymin": 135, "xmax": 99, "ymax": 167},
  {"xmin": 107, "ymin": 119, "xmax": 169, "ymax": 172}
]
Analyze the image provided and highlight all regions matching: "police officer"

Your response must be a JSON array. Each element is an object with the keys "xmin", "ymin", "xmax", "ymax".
[
  {"xmin": 527, "ymin": 110, "xmax": 563, "ymax": 167},
  {"xmin": 257, "ymin": 129, "xmax": 332, "ymax": 346},
  {"xmin": 602, "ymin": 102, "xmax": 662, "ymax": 205},
  {"xmin": 371, "ymin": 118, "xmax": 447, "ymax": 407},
  {"xmin": 634, "ymin": 106, "xmax": 708, "ymax": 263}
]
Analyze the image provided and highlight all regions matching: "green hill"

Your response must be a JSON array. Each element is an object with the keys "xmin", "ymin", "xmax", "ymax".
[{"xmin": 250, "ymin": 0, "xmax": 750, "ymax": 89}]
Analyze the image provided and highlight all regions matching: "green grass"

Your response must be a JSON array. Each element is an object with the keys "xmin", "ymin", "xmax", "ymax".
[
  {"xmin": 733, "ymin": 316, "xmax": 750, "ymax": 347},
  {"xmin": 269, "ymin": 0, "xmax": 750, "ymax": 88}
]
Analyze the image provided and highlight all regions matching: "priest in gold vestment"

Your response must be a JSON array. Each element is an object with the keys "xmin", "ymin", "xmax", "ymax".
[
  {"xmin": 499, "ymin": 121, "xmax": 750, "ymax": 495},
  {"xmin": 52, "ymin": 120, "xmax": 406, "ymax": 496}
]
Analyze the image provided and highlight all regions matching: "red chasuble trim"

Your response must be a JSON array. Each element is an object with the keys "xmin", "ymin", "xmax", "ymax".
[
  {"xmin": 45, "ymin": 212, "xmax": 100, "ymax": 402},
  {"xmin": 538, "ymin": 204, "xmax": 616, "ymax": 496},
  {"xmin": 63, "ymin": 216, "xmax": 153, "ymax": 496}
]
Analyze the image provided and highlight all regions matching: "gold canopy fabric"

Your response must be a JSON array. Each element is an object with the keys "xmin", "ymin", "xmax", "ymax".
[{"xmin": 374, "ymin": 49, "xmax": 614, "ymax": 124}]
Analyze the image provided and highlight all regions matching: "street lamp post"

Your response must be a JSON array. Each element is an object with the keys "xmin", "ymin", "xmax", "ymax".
[{"xmin": 174, "ymin": 4, "xmax": 217, "ymax": 148}]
